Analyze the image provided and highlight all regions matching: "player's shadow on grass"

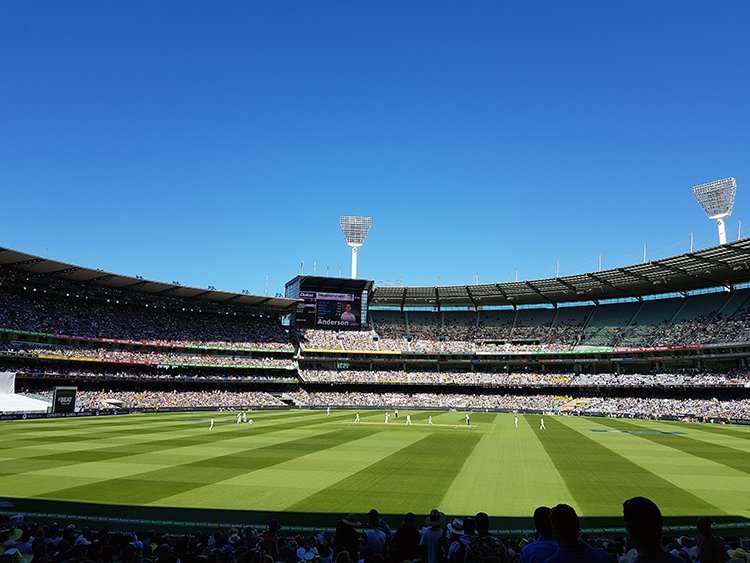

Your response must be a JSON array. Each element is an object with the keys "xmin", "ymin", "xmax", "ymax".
[{"xmin": 2, "ymin": 497, "xmax": 749, "ymax": 535}]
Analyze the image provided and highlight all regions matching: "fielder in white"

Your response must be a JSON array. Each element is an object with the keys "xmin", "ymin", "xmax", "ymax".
[
  {"xmin": 209, "ymin": 417, "xmax": 215, "ymax": 431},
  {"xmin": 514, "ymin": 416, "xmax": 519, "ymax": 429},
  {"xmin": 406, "ymin": 414, "xmax": 412, "ymax": 426},
  {"xmin": 428, "ymin": 415, "xmax": 433, "ymax": 425},
  {"xmin": 236, "ymin": 412, "xmax": 242, "ymax": 424},
  {"xmin": 242, "ymin": 412, "xmax": 247, "ymax": 423},
  {"xmin": 540, "ymin": 417, "xmax": 546, "ymax": 430},
  {"xmin": 354, "ymin": 412, "xmax": 360, "ymax": 423},
  {"xmin": 327, "ymin": 407, "xmax": 330, "ymax": 416},
  {"xmin": 385, "ymin": 412, "xmax": 390, "ymax": 424}
]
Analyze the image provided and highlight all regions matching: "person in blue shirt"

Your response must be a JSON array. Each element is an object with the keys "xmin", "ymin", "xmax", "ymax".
[
  {"xmin": 520, "ymin": 507, "xmax": 557, "ymax": 563},
  {"xmin": 543, "ymin": 504, "xmax": 613, "ymax": 563}
]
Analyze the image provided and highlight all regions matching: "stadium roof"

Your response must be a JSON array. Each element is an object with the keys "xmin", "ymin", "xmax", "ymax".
[
  {"xmin": 370, "ymin": 238, "xmax": 750, "ymax": 309},
  {"xmin": 0, "ymin": 246, "xmax": 299, "ymax": 311}
]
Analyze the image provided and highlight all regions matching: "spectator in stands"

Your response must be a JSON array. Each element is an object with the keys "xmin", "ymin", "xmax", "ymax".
[
  {"xmin": 392, "ymin": 513, "xmax": 420, "ymax": 563},
  {"xmin": 545, "ymin": 504, "xmax": 613, "ymax": 563},
  {"xmin": 465, "ymin": 511, "xmax": 508, "ymax": 563},
  {"xmin": 333, "ymin": 515, "xmax": 361, "ymax": 559},
  {"xmin": 622, "ymin": 497, "xmax": 682, "ymax": 563},
  {"xmin": 519, "ymin": 506, "xmax": 557, "ymax": 563},
  {"xmin": 420, "ymin": 509, "xmax": 446, "ymax": 563},
  {"xmin": 363, "ymin": 510, "xmax": 387, "ymax": 556},
  {"xmin": 696, "ymin": 517, "xmax": 728, "ymax": 563}
]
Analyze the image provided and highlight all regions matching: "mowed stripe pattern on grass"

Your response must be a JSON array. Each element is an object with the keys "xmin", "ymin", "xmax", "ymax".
[{"xmin": 1, "ymin": 411, "xmax": 749, "ymax": 520}]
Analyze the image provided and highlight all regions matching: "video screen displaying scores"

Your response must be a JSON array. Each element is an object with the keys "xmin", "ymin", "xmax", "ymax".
[{"xmin": 295, "ymin": 285, "xmax": 364, "ymax": 330}]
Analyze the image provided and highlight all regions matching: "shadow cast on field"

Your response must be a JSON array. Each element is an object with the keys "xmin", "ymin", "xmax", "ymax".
[{"xmin": 2, "ymin": 497, "xmax": 749, "ymax": 536}]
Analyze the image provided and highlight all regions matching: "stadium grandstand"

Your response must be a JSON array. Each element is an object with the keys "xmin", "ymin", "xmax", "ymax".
[
  {"xmin": 2, "ymin": 242, "xmax": 750, "ymax": 559},
  {"xmin": 1, "ymin": 241, "xmax": 750, "ymax": 419}
]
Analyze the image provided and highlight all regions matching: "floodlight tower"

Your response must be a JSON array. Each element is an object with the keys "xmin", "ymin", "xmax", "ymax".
[
  {"xmin": 692, "ymin": 178, "xmax": 737, "ymax": 245},
  {"xmin": 339, "ymin": 216, "xmax": 372, "ymax": 279}
]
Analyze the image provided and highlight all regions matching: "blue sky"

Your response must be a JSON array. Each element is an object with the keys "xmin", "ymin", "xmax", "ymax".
[{"xmin": 1, "ymin": 1, "xmax": 748, "ymax": 295}]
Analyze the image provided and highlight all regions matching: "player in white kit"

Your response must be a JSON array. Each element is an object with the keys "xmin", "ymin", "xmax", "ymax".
[
  {"xmin": 540, "ymin": 417, "xmax": 546, "ymax": 430},
  {"xmin": 236, "ymin": 412, "xmax": 242, "ymax": 424},
  {"xmin": 242, "ymin": 412, "xmax": 247, "ymax": 423},
  {"xmin": 327, "ymin": 407, "xmax": 330, "ymax": 416},
  {"xmin": 209, "ymin": 417, "xmax": 215, "ymax": 431},
  {"xmin": 394, "ymin": 409, "xmax": 399, "ymax": 419},
  {"xmin": 514, "ymin": 416, "xmax": 519, "ymax": 429},
  {"xmin": 406, "ymin": 414, "xmax": 412, "ymax": 426},
  {"xmin": 385, "ymin": 412, "xmax": 390, "ymax": 424},
  {"xmin": 428, "ymin": 415, "xmax": 433, "ymax": 425},
  {"xmin": 354, "ymin": 412, "xmax": 360, "ymax": 423},
  {"xmin": 465, "ymin": 413, "xmax": 470, "ymax": 426}
]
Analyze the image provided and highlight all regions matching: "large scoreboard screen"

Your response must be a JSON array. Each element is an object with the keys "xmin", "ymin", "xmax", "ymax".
[{"xmin": 286, "ymin": 276, "xmax": 372, "ymax": 330}]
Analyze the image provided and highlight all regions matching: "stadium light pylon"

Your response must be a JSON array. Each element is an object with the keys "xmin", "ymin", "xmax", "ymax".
[
  {"xmin": 692, "ymin": 178, "xmax": 737, "ymax": 245},
  {"xmin": 339, "ymin": 216, "xmax": 372, "ymax": 279}
]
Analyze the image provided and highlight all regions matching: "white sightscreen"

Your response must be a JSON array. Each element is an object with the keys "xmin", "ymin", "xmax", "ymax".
[{"xmin": 0, "ymin": 372, "xmax": 16, "ymax": 394}]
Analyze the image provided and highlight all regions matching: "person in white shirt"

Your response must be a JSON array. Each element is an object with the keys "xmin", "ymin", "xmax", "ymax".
[
  {"xmin": 209, "ymin": 418, "xmax": 215, "ymax": 431},
  {"xmin": 465, "ymin": 413, "xmax": 470, "ymax": 426},
  {"xmin": 515, "ymin": 416, "xmax": 519, "ymax": 429},
  {"xmin": 385, "ymin": 412, "xmax": 390, "ymax": 424},
  {"xmin": 236, "ymin": 412, "xmax": 242, "ymax": 424},
  {"xmin": 327, "ymin": 407, "xmax": 330, "ymax": 416},
  {"xmin": 354, "ymin": 412, "xmax": 360, "ymax": 423},
  {"xmin": 242, "ymin": 412, "xmax": 247, "ymax": 423},
  {"xmin": 428, "ymin": 415, "xmax": 433, "ymax": 425},
  {"xmin": 540, "ymin": 417, "xmax": 546, "ymax": 430},
  {"xmin": 406, "ymin": 414, "xmax": 412, "ymax": 426}
]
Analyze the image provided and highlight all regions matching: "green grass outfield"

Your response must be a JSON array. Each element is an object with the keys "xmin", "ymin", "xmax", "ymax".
[{"xmin": 2, "ymin": 409, "xmax": 749, "ymax": 531}]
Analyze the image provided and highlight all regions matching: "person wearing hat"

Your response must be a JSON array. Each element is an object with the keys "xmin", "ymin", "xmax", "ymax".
[
  {"xmin": 447, "ymin": 518, "xmax": 468, "ymax": 563},
  {"xmin": 333, "ymin": 515, "xmax": 361, "ymax": 559},
  {"xmin": 519, "ymin": 507, "xmax": 557, "ymax": 563},
  {"xmin": 420, "ymin": 509, "xmax": 446, "ymax": 563},
  {"xmin": 696, "ymin": 517, "xmax": 727, "ymax": 563},
  {"xmin": 393, "ymin": 513, "xmax": 420, "ymax": 563},
  {"xmin": 622, "ymin": 497, "xmax": 682, "ymax": 563}
]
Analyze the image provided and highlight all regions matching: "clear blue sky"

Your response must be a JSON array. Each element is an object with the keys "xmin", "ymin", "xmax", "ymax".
[{"xmin": 2, "ymin": 1, "xmax": 748, "ymax": 295}]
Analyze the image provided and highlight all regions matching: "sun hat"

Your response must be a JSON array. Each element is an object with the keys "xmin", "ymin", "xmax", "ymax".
[
  {"xmin": 446, "ymin": 518, "xmax": 464, "ymax": 535},
  {"xmin": 425, "ymin": 510, "xmax": 446, "ymax": 528}
]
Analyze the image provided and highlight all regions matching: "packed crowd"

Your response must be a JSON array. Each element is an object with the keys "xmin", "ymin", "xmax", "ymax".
[
  {"xmin": 14, "ymin": 386, "xmax": 750, "ymax": 419},
  {"xmin": 12, "ymin": 367, "xmax": 296, "ymax": 384},
  {"xmin": 0, "ymin": 286, "xmax": 293, "ymax": 349},
  {"xmin": 1, "ymin": 344, "xmax": 293, "ymax": 368},
  {"xmin": 298, "ymin": 330, "xmax": 379, "ymax": 351},
  {"xmin": 1, "ymin": 497, "xmax": 744, "ymax": 563},
  {"xmin": 289, "ymin": 391, "xmax": 561, "ymax": 411},
  {"xmin": 299, "ymin": 369, "xmax": 750, "ymax": 388},
  {"xmin": 72, "ymin": 390, "xmax": 287, "ymax": 409},
  {"xmin": 579, "ymin": 397, "xmax": 750, "ymax": 420}
]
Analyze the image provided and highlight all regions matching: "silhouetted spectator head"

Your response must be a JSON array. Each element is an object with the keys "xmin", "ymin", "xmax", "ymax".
[
  {"xmin": 464, "ymin": 517, "xmax": 476, "ymax": 537},
  {"xmin": 623, "ymin": 497, "xmax": 663, "ymax": 549},
  {"xmin": 550, "ymin": 504, "xmax": 580, "ymax": 544},
  {"xmin": 533, "ymin": 506, "xmax": 553, "ymax": 537},
  {"xmin": 475, "ymin": 512, "xmax": 490, "ymax": 534},
  {"xmin": 695, "ymin": 517, "xmax": 713, "ymax": 537},
  {"xmin": 402, "ymin": 513, "xmax": 415, "ymax": 527}
]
